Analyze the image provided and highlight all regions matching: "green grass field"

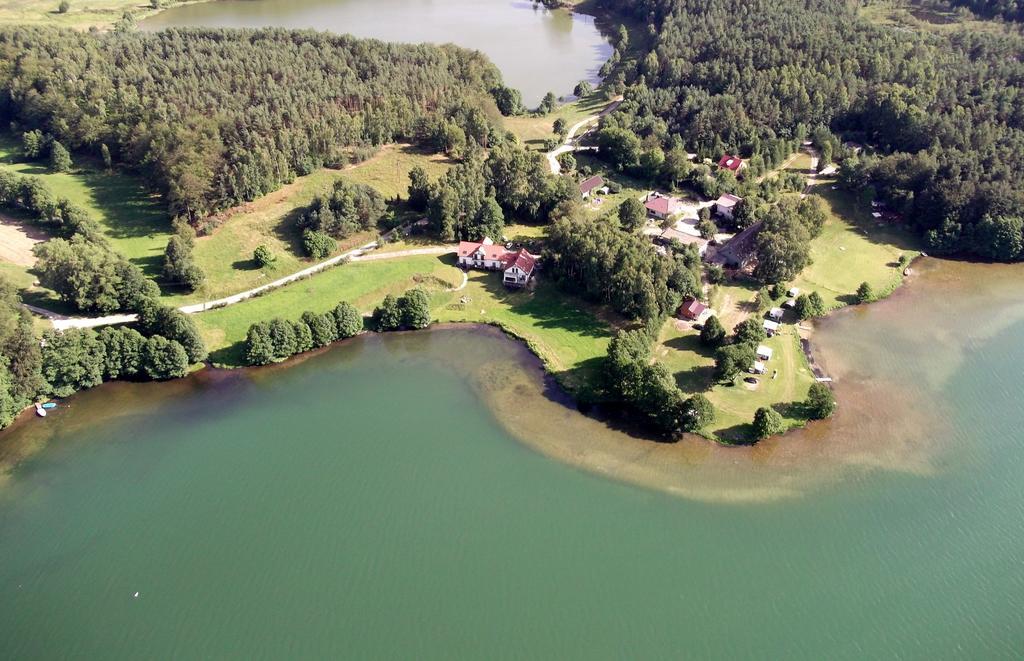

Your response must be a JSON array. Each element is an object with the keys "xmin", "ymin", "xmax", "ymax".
[
  {"xmin": 0, "ymin": 0, "xmax": 192, "ymax": 29},
  {"xmin": 196, "ymin": 253, "xmax": 462, "ymax": 366},
  {"xmin": 655, "ymin": 319, "xmax": 816, "ymax": 443},
  {"xmin": 504, "ymin": 94, "xmax": 612, "ymax": 150},
  {"xmin": 434, "ymin": 271, "xmax": 617, "ymax": 394},
  {"xmin": 791, "ymin": 184, "xmax": 920, "ymax": 310},
  {"xmin": 0, "ymin": 135, "xmax": 173, "ymax": 277}
]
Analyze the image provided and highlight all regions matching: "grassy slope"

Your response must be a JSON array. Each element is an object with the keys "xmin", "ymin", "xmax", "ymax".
[
  {"xmin": 503, "ymin": 94, "xmax": 611, "ymax": 150},
  {"xmin": 165, "ymin": 144, "xmax": 453, "ymax": 305},
  {"xmin": 0, "ymin": 135, "xmax": 173, "ymax": 276}
]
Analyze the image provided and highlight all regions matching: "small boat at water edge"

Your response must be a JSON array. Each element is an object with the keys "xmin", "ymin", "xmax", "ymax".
[
  {"xmin": 35, "ymin": 404, "xmax": 46, "ymax": 417},
  {"xmin": 41, "ymin": 402, "xmax": 57, "ymax": 410}
]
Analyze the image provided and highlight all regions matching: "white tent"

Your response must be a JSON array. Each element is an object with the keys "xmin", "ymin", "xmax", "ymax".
[{"xmin": 756, "ymin": 345, "xmax": 773, "ymax": 361}]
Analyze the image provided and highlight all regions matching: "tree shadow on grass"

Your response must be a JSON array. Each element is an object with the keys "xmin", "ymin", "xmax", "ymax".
[
  {"xmin": 836, "ymin": 293, "xmax": 860, "ymax": 306},
  {"xmin": 272, "ymin": 206, "xmax": 308, "ymax": 258},
  {"xmin": 471, "ymin": 275, "xmax": 613, "ymax": 340},
  {"xmin": 82, "ymin": 170, "xmax": 172, "ymax": 241},
  {"xmin": 232, "ymin": 258, "xmax": 260, "ymax": 271},
  {"xmin": 208, "ymin": 342, "xmax": 245, "ymax": 368},
  {"xmin": 664, "ymin": 332, "xmax": 715, "ymax": 358}
]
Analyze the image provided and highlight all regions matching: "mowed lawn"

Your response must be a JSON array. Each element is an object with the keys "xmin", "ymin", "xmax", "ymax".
[
  {"xmin": 656, "ymin": 319, "xmax": 815, "ymax": 443},
  {"xmin": 0, "ymin": 135, "xmax": 173, "ymax": 276},
  {"xmin": 196, "ymin": 254, "xmax": 461, "ymax": 366},
  {"xmin": 434, "ymin": 271, "xmax": 617, "ymax": 393},
  {"xmin": 791, "ymin": 185, "xmax": 920, "ymax": 310}
]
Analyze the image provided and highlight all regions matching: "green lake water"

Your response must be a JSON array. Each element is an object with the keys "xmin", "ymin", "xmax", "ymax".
[
  {"xmin": 141, "ymin": 0, "xmax": 613, "ymax": 107},
  {"xmin": 1, "ymin": 260, "xmax": 1024, "ymax": 658}
]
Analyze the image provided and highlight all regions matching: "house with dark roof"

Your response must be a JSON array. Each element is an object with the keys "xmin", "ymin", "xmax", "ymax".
[
  {"xmin": 717, "ymin": 154, "xmax": 746, "ymax": 173},
  {"xmin": 579, "ymin": 175, "xmax": 605, "ymax": 199},
  {"xmin": 708, "ymin": 221, "xmax": 764, "ymax": 269},
  {"xmin": 679, "ymin": 298, "xmax": 709, "ymax": 322}
]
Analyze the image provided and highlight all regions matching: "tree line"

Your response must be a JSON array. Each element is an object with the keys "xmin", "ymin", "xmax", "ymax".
[
  {"xmin": 243, "ymin": 287, "xmax": 430, "ymax": 366},
  {"xmin": 0, "ymin": 279, "xmax": 207, "ymax": 429}
]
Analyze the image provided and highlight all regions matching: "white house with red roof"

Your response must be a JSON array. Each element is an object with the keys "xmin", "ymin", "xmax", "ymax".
[
  {"xmin": 457, "ymin": 238, "xmax": 537, "ymax": 288},
  {"xmin": 644, "ymin": 192, "xmax": 682, "ymax": 219},
  {"xmin": 717, "ymin": 154, "xmax": 746, "ymax": 173},
  {"xmin": 502, "ymin": 249, "xmax": 536, "ymax": 288}
]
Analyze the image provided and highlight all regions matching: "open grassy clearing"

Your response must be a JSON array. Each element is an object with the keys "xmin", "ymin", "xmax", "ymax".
[
  {"xmin": 434, "ymin": 271, "xmax": 618, "ymax": 394},
  {"xmin": 858, "ymin": 0, "xmax": 1020, "ymax": 35},
  {"xmin": 196, "ymin": 253, "xmax": 462, "ymax": 366},
  {"xmin": 0, "ymin": 135, "xmax": 173, "ymax": 276},
  {"xmin": 0, "ymin": 0, "xmax": 184, "ymax": 29},
  {"xmin": 790, "ymin": 183, "xmax": 920, "ymax": 310},
  {"xmin": 504, "ymin": 94, "xmax": 612, "ymax": 150}
]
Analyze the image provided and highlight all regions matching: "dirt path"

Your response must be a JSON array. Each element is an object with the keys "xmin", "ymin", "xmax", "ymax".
[
  {"xmin": 351, "ymin": 246, "xmax": 453, "ymax": 262},
  {"xmin": 0, "ymin": 214, "xmax": 46, "ymax": 267},
  {"xmin": 546, "ymin": 97, "xmax": 623, "ymax": 175}
]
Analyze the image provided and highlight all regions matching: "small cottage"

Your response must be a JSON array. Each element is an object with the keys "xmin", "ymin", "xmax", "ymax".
[
  {"xmin": 579, "ymin": 175, "xmax": 605, "ymax": 200},
  {"xmin": 715, "ymin": 193, "xmax": 742, "ymax": 220}
]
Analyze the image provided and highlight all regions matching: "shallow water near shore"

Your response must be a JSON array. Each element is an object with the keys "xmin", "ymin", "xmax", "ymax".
[
  {"xmin": 141, "ymin": 0, "xmax": 613, "ymax": 107},
  {"xmin": 1, "ymin": 258, "xmax": 1024, "ymax": 657}
]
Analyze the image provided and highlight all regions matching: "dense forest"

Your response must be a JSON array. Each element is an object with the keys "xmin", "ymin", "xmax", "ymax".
[
  {"xmin": 0, "ymin": 26, "xmax": 505, "ymax": 225},
  {"xmin": 592, "ymin": 0, "xmax": 1024, "ymax": 259}
]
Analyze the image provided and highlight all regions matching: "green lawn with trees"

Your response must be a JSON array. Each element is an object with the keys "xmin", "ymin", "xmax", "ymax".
[
  {"xmin": 194, "ymin": 254, "xmax": 462, "ymax": 366},
  {"xmin": 434, "ymin": 272, "xmax": 618, "ymax": 395},
  {"xmin": 0, "ymin": 135, "xmax": 173, "ymax": 276},
  {"xmin": 790, "ymin": 185, "xmax": 920, "ymax": 309}
]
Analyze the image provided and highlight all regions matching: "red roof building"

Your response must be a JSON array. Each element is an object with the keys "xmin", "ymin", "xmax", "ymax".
[
  {"xmin": 717, "ymin": 154, "xmax": 745, "ymax": 172},
  {"xmin": 458, "ymin": 238, "xmax": 538, "ymax": 288},
  {"xmin": 579, "ymin": 175, "xmax": 605, "ymax": 198},
  {"xmin": 679, "ymin": 299, "xmax": 708, "ymax": 321},
  {"xmin": 502, "ymin": 249, "xmax": 536, "ymax": 288},
  {"xmin": 644, "ymin": 192, "xmax": 681, "ymax": 218}
]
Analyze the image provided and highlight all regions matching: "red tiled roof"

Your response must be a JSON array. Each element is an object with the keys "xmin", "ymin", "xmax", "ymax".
[
  {"xmin": 645, "ymin": 193, "xmax": 679, "ymax": 215},
  {"xmin": 680, "ymin": 299, "xmax": 707, "ymax": 319},
  {"xmin": 504, "ymin": 248, "xmax": 536, "ymax": 274},
  {"xmin": 717, "ymin": 154, "xmax": 744, "ymax": 171},
  {"xmin": 579, "ymin": 175, "xmax": 604, "ymax": 194},
  {"xmin": 458, "ymin": 240, "xmax": 507, "ymax": 262}
]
